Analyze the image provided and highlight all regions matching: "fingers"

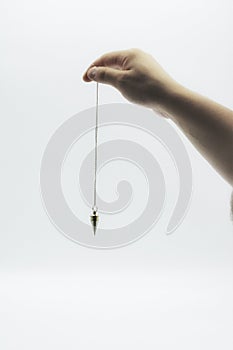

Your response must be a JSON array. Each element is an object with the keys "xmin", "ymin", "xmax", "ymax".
[
  {"xmin": 85, "ymin": 66, "xmax": 125, "ymax": 86},
  {"xmin": 83, "ymin": 49, "xmax": 133, "ymax": 82}
]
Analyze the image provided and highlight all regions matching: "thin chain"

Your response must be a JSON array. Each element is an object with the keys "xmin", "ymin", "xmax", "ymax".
[{"xmin": 93, "ymin": 82, "xmax": 99, "ymax": 208}]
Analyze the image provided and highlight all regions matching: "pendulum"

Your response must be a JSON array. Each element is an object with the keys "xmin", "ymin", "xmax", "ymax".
[
  {"xmin": 90, "ymin": 82, "xmax": 99, "ymax": 235},
  {"xmin": 90, "ymin": 205, "xmax": 99, "ymax": 236}
]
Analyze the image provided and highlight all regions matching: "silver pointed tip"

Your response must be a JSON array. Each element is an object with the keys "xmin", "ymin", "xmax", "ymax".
[
  {"xmin": 90, "ymin": 209, "xmax": 99, "ymax": 236},
  {"xmin": 93, "ymin": 225, "xmax": 97, "ymax": 235}
]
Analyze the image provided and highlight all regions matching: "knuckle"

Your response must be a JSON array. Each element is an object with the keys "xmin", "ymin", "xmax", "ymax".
[{"xmin": 129, "ymin": 47, "xmax": 143, "ymax": 57}]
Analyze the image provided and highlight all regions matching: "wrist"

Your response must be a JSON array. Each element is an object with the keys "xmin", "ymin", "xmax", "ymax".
[{"xmin": 152, "ymin": 81, "xmax": 187, "ymax": 120}]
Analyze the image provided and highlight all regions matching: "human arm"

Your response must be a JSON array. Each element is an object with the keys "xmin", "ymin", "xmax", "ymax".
[{"xmin": 83, "ymin": 48, "xmax": 233, "ymax": 186}]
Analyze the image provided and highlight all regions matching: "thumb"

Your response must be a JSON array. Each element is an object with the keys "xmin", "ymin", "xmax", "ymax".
[{"xmin": 87, "ymin": 66, "xmax": 121, "ymax": 86}]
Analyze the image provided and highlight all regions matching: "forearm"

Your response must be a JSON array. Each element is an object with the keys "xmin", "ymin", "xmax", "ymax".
[{"xmin": 157, "ymin": 84, "xmax": 233, "ymax": 186}]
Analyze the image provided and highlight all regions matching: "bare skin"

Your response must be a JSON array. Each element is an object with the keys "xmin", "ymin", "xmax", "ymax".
[{"xmin": 83, "ymin": 48, "xmax": 233, "ymax": 187}]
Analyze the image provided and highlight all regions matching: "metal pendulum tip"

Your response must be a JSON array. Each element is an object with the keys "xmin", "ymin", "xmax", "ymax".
[{"xmin": 90, "ymin": 206, "xmax": 99, "ymax": 235}]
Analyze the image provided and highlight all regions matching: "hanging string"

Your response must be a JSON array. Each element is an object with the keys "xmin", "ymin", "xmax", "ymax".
[{"xmin": 93, "ymin": 82, "xmax": 99, "ymax": 208}]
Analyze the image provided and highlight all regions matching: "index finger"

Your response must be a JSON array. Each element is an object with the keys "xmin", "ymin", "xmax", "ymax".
[{"xmin": 82, "ymin": 49, "xmax": 132, "ymax": 82}]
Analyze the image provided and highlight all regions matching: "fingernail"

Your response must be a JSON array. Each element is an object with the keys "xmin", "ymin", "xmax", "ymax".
[{"xmin": 87, "ymin": 66, "xmax": 97, "ymax": 80}]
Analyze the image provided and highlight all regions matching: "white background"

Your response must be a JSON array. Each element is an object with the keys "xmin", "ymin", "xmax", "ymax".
[{"xmin": 1, "ymin": 0, "xmax": 233, "ymax": 349}]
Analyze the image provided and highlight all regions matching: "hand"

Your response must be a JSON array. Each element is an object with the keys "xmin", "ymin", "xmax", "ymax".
[{"xmin": 83, "ymin": 48, "xmax": 179, "ymax": 114}]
